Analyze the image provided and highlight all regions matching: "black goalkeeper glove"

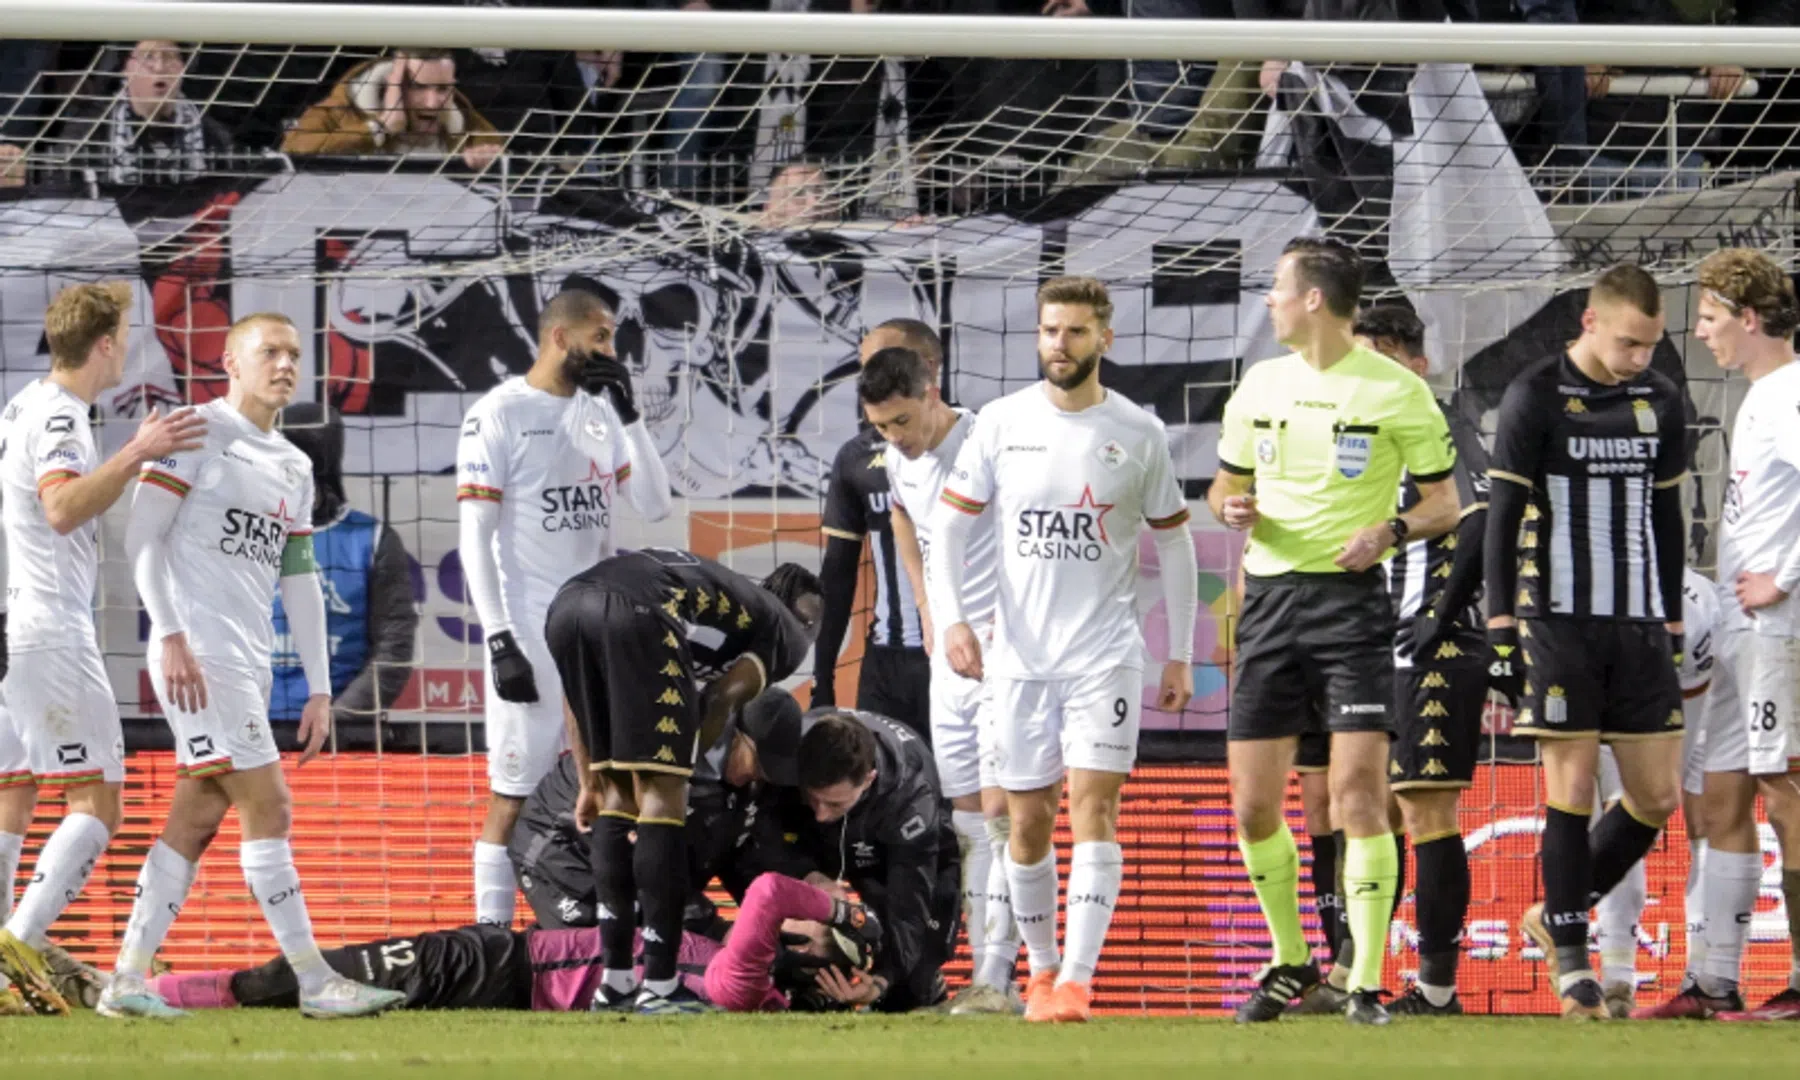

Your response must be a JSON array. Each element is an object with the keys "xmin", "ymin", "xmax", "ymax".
[
  {"xmin": 486, "ymin": 630, "xmax": 539, "ymax": 704},
  {"xmin": 1485, "ymin": 625, "xmax": 1525, "ymax": 707},
  {"xmin": 1411, "ymin": 605, "xmax": 1448, "ymax": 661},
  {"xmin": 580, "ymin": 353, "xmax": 640, "ymax": 426}
]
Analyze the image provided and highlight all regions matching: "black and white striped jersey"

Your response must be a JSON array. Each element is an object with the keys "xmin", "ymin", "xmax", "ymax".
[
  {"xmin": 1488, "ymin": 353, "xmax": 1687, "ymax": 621},
  {"xmin": 1389, "ymin": 400, "xmax": 1489, "ymax": 660}
]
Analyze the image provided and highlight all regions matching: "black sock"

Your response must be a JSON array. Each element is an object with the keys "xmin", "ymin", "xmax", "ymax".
[
  {"xmin": 590, "ymin": 813, "xmax": 637, "ymax": 971},
  {"xmin": 1543, "ymin": 805, "xmax": 1593, "ymax": 975},
  {"xmin": 1390, "ymin": 831, "xmax": 1409, "ymax": 930},
  {"xmin": 634, "ymin": 817, "xmax": 689, "ymax": 985},
  {"xmin": 1413, "ymin": 834, "xmax": 1470, "ymax": 991},
  {"xmin": 1309, "ymin": 833, "xmax": 1342, "ymax": 957},
  {"xmin": 1587, "ymin": 801, "xmax": 1663, "ymax": 902},
  {"xmin": 228, "ymin": 955, "xmax": 301, "ymax": 1008}
]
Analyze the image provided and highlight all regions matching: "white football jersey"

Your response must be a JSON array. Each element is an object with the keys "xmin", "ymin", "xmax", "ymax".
[
  {"xmin": 139, "ymin": 400, "xmax": 314, "ymax": 671},
  {"xmin": 0, "ymin": 379, "xmax": 100, "ymax": 651},
  {"xmin": 1681, "ymin": 567, "xmax": 1719, "ymax": 695},
  {"xmin": 938, "ymin": 384, "xmax": 1190, "ymax": 679},
  {"xmin": 1718, "ymin": 361, "xmax": 1800, "ymax": 635},
  {"xmin": 456, "ymin": 379, "xmax": 635, "ymax": 635},
  {"xmin": 890, "ymin": 410, "xmax": 998, "ymax": 649}
]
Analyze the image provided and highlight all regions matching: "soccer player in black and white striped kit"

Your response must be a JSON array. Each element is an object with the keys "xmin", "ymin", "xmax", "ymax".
[{"xmin": 1483, "ymin": 264, "xmax": 1688, "ymax": 1019}]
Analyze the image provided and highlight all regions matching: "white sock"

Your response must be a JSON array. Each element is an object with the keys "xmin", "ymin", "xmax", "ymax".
[
  {"xmin": 1699, "ymin": 848, "xmax": 1762, "ymax": 993},
  {"xmin": 1419, "ymin": 982, "xmax": 1456, "ymax": 1007},
  {"xmin": 643, "ymin": 976, "xmax": 681, "ymax": 997},
  {"xmin": 1004, "ymin": 849, "xmax": 1061, "ymax": 975},
  {"xmin": 976, "ymin": 816, "xmax": 1020, "ymax": 989},
  {"xmin": 1595, "ymin": 859, "xmax": 1646, "ymax": 987},
  {"xmin": 115, "ymin": 839, "xmax": 197, "ymax": 977},
  {"xmin": 474, "ymin": 841, "xmax": 517, "ymax": 927},
  {"xmin": 1789, "ymin": 957, "xmax": 1800, "ymax": 993},
  {"xmin": 952, "ymin": 810, "xmax": 990, "ymax": 968},
  {"xmin": 1685, "ymin": 838, "xmax": 1708, "ymax": 979},
  {"xmin": 1060, "ymin": 841, "xmax": 1123, "ymax": 987},
  {"xmin": 4, "ymin": 811, "xmax": 109, "ymax": 946},
  {"xmin": 0, "ymin": 831, "xmax": 23, "ymax": 923},
  {"xmin": 602, "ymin": 968, "xmax": 636, "ymax": 995},
  {"xmin": 240, "ymin": 838, "xmax": 331, "ymax": 995}
]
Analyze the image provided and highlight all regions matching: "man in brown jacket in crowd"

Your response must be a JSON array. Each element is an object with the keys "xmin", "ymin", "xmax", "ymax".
[{"xmin": 282, "ymin": 48, "xmax": 504, "ymax": 169}]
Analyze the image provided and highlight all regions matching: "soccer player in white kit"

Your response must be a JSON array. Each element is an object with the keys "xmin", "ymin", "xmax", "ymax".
[
  {"xmin": 1591, "ymin": 567, "xmax": 1717, "ymax": 1017},
  {"xmin": 929, "ymin": 277, "xmax": 1199, "ymax": 1023},
  {"xmin": 97, "ymin": 313, "xmax": 405, "ymax": 1020},
  {"xmin": 0, "ymin": 282, "xmax": 206, "ymax": 1016},
  {"xmin": 859, "ymin": 344, "xmax": 1021, "ymax": 1015},
  {"xmin": 1633, "ymin": 247, "xmax": 1800, "ymax": 1019},
  {"xmin": 457, "ymin": 288, "xmax": 671, "ymax": 926}
]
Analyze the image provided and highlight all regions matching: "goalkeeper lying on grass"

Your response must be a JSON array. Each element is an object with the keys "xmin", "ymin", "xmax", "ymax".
[{"xmin": 147, "ymin": 873, "xmax": 881, "ymax": 1015}]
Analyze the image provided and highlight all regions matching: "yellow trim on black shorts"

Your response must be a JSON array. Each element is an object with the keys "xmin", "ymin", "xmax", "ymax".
[
  {"xmin": 821, "ymin": 526, "xmax": 862, "ymax": 541},
  {"xmin": 1654, "ymin": 470, "xmax": 1690, "ymax": 490},
  {"xmin": 1599, "ymin": 730, "xmax": 1684, "ymax": 744},
  {"xmin": 1516, "ymin": 728, "xmax": 1600, "ymax": 741},
  {"xmin": 592, "ymin": 759, "xmax": 696, "ymax": 779},
  {"xmin": 1488, "ymin": 468, "xmax": 1534, "ymax": 490},
  {"xmin": 1391, "ymin": 780, "xmax": 1474, "ymax": 793}
]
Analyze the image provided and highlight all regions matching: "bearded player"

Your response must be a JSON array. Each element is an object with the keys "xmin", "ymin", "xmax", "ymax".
[
  {"xmin": 458, "ymin": 287, "xmax": 672, "ymax": 927},
  {"xmin": 97, "ymin": 313, "xmax": 403, "ymax": 1019},
  {"xmin": 931, "ymin": 276, "xmax": 1198, "ymax": 1023}
]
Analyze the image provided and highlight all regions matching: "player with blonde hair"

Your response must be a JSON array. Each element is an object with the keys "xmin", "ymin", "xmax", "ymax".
[
  {"xmin": 96, "ymin": 313, "xmax": 404, "ymax": 1020},
  {"xmin": 0, "ymin": 282, "xmax": 204, "ymax": 1015}
]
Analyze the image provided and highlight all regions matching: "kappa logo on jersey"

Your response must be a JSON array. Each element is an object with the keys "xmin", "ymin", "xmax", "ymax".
[
  {"xmin": 44, "ymin": 415, "xmax": 74, "ymax": 434},
  {"xmin": 219, "ymin": 507, "xmax": 290, "ymax": 568},
  {"xmin": 539, "ymin": 459, "xmax": 612, "ymax": 534},
  {"xmin": 1016, "ymin": 485, "xmax": 1114, "ymax": 562}
]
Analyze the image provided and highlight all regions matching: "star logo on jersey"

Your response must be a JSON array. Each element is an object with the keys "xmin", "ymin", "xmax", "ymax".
[
  {"xmin": 1095, "ymin": 440, "xmax": 1126, "ymax": 470},
  {"xmin": 266, "ymin": 497, "xmax": 299, "ymax": 529},
  {"xmin": 539, "ymin": 461, "xmax": 613, "ymax": 534}
]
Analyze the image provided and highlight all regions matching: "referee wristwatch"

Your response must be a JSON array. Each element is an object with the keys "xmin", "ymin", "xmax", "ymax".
[{"xmin": 1386, "ymin": 516, "xmax": 1410, "ymax": 544}]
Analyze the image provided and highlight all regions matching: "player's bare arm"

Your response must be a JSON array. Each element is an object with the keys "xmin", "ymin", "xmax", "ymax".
[
  {"xmin": 563, "ymin": 697, "xmax": 598, "ymax": 832},
  {"xmin": 698, "ymin": 654, "xmax": 766, "ymax": 752},
  {"xmin": 278, "ymin": 531, "xmax": 334, "ymax": 766},
  {"xmin": 1207, "ymin": 468, "xmax": 1258, "ymax": 530},
  {"xmin": 41, "ymin": 407, "xmax": 205, "ymax": 535},
  {"xmin": 888, "ymin": 502, "xmax": 933, "ymax": 654}
]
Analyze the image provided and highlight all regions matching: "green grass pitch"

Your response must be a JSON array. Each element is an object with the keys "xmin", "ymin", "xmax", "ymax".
[{"xmin": 5, "ymin": 1012, "xmax": 1800, "ymax": 1079}]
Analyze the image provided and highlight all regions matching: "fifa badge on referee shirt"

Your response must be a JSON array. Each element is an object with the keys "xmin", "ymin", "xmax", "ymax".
[
  {"xmin": 1633, "ymin": 399, "xmax": 1658, "ymax": 434},
  {"xmin": 1332, "ymin": 423, "xmax": 1372, "ymax": 479}
]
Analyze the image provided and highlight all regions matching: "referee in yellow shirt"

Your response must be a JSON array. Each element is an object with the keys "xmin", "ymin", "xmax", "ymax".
[{"xmin": 1209, "ymin": 238, "xmax": 1462, "ymax": 1026}]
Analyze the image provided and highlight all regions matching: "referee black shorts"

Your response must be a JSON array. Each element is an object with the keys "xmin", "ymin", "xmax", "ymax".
[
  {"xmin": 1230, "ymin": 570, "xmax": 1396, "ymax": 743},
  {"xmin": 1515, "ymin": 617, "xmax": 1683, "ymax": 742},
  {"xmin": 545, "ymin": 582, "xmax": 700, "ymax": 777}
]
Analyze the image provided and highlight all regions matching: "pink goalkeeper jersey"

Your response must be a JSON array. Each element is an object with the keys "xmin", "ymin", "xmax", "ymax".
[{"xmin": 526, "ymin": 926, "xmax": 719, "ymax": 1012}]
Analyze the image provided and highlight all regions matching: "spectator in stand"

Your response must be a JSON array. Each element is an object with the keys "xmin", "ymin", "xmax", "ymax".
[
  {"xmin": 282, "ymin": 47, "xmax": 503, "ymax": 170},
  {"xmin": 759, "ymin": 161, "xmax": 833, "ymax": 227},
  {"xmin": 0, "ymin": 40, "xmax": 59, "ymax": 188},
  {"xmin": 1575, "ymin": 0, "xmax": 1786, "ymax": 195},
  {"xmin": 268, "ymin": 403, "xmax": 419, "ymax": 736},
  {"xmin": 52, "ymin": 40, "xmax": 236, "ymax": 186},
  {"xmin": 1065, "ymin": 0, "xmax": 1236, "ymax": 143}
]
